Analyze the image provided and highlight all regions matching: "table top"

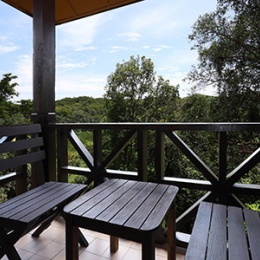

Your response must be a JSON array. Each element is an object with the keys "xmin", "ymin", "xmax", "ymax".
[{"xmin": 64, "ymin": 179, "xmax": 178, "ymax": 232}]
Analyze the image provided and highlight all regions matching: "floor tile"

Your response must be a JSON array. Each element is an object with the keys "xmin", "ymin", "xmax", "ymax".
[{"xmin": 3, "ymin": 217, "xmax": 186, "ymax": 260}]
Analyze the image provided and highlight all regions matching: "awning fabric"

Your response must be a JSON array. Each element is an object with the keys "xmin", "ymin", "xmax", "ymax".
[{"xmin": 2, "ymin": 0, "xmax": 143, "ymax": 25}]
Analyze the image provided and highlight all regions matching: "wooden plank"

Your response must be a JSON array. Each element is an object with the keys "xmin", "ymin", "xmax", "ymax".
[
  {"xmin": 0, "ymin": 182, "xmax": 86, "ymax": 223},
  {"xmin": 125, "ymin": 184, "xmax": 168, "ymax": 229},
  {"xmin": 64, "ymin": 179, "xmax": 119, "ymax": 213},
  {"xmin": 68, "ymin": 130, "xmax": 94, "ymax": 170},
  {"xmin": 1, "ymin": 183, "xmax": 70, "ymax": 218},
  {"xmin": 0, "ymin": 137, "xmax": 43, "ymax": 153},
  {"xmin": 244, "ymin": 209, "xmax": 260, "ymax": 260},
  {"xmin": 82, "ymin": 180, "xmax": 137, "ymax": 219},
  {"xmin": 0, "ymin": 182, "xmax": 57, "ymax": 212},
  {"xmin": 185, "ymin": 202, "xmax": 212, "ymax": 260},
  {"xmin": 96, "ymin": 181, "xmax": 146, "ymax": 222},
  {"xmin": 226, "ymin": 146, "xmax": 260, "ymax": 186},
  {"xmin": 232, "ymin": 183, "xmax": 260, "ymax": 196},
  {"xmin": 109, "ymin": 182, "xmax": 156, "ymax": 226},
  {"xmin": 95, "ymin": 130, "xmax": 136, "ymax": 172},
  {"xmin": 70, "ymin": 179, "xmax": 126, "ymax": 216},
  {"xmin": 0, "ymin": 172, "xmax": 21, "ymax": 185},
  {"xmin": 20, "ymin": 187, "xmax": 86, "ymax": 224},
  {"xmin": 0, "ymin": 151, "xmax": 45, "ymax": 171},
  {"xmin": 207, "ymin": 203, "xmax": 227, "ymax": 260},
  {"xmin": 228, "ymin": 206, "xmax": 250, "ymax": 260},
  {"xmin": 0, "ymin": 124, "xmax": 41, "ymax": 137},
  {"xmin": 141, "ymin": 185, "xmax": 178, "ymax": 231},
  {"xmin": 18, "ymin": 184, "xmax": 86, "ymax": 223},
  {"xmin": 165, "ymin": 130, "xmax": 218, "ymax": 186}
]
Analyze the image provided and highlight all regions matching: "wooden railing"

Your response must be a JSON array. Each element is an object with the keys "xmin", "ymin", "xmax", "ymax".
[
  {"xmin": 2, "ymin": 122, "xmax": 259, "ymax": 246},
  {"xmin": 50, "ymin": 122, "xmax": 260, "ymax": 246}
]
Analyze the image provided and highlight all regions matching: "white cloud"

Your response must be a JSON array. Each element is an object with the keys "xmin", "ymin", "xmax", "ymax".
[
  {"xmin": 12, "ymin": 55, "xmax": 33, "ymax": 100},
  {"xmin": 55, "ymin": 73, "xmax": 106, "ymax": 99},
  {"xmin": 118, "ymin": 32, "xmax": 142, "ymax": 42},
  {"xmin": 57, "ymin": 15, "xmax": 107, "ymax": 51},
  {"xmin": 0, "ymin": 37, "xmax": 19, "ymax": 54},
  {"xmin": 76, "ymin": 46, "xmax": 97, "ymax": 51},
  {"xmin": 0, "ymin": 44, "xmax": 18, "ymax": 54},
  {"xmin": 109, "ymin": 46, "xmax": 128, "ymax": 53}
]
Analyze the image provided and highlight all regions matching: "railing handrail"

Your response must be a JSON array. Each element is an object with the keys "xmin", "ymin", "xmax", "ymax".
[{"xmin": 51, "ymin": 122, "xmax": 260, "ymax": 131}]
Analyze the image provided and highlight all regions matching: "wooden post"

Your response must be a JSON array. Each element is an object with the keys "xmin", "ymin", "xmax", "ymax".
[
  {"xmin": 33, "ymin": 0, "xmax": 55, "ymax": 114},
  {"xmin": 93, "ymin": 129, "xmax": 103, "ymax": 184},
  {"xmin": 155, "ymin": 130, "xmax": 165, "ymax": 182},
  {"xmin": 32, "ymin": 0, "xmax": 56, "ymax": 181},
  {"xmin": 218, "ymin": 131, "xmax": 227, "ymax": 203},
  {"xmin": 57, "ymin": 128, "xmax": 69, "ymax": 182},
  {"xmin": 138, "ymin": 129, "xmax": 147, "ymax": 181}
]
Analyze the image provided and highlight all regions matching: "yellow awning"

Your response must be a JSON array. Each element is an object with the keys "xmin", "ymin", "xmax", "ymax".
[{"xmin": 2, "ymin": 0, "xmax": 143, "ymax": 25}]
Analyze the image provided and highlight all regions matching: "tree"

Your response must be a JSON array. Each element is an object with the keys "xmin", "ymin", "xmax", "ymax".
[
  {"xmin": 104, "ymin": 55, "xmax": 179, "ymax": 175},
  {"xmin": 104, "ymin": 55, "xmax": 179, "ymax": 122},
  {"xmin": 0, "ymin": 73, "xmax": 19, "ymax": 124},
  {"xmin": 0, "ymin": 73, "xmax": 18, "ymax": 102},
  {"xmin": 186, "ymin": 0, "xmax": 260, "ymax": 121}
]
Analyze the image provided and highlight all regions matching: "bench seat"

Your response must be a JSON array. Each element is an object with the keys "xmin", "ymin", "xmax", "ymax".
[
  {"xmin": 0, "ymin": 182, "xmax": 86, "ymax": 230},
  {"xmin": 185, "ymin": 201, "xmax": 260, "ymax": 260}
]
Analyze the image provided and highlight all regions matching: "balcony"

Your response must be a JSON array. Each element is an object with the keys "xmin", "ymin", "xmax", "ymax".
[{"xmin": 1, "ymin": 122, "xmax": 260, "ymax": 259}]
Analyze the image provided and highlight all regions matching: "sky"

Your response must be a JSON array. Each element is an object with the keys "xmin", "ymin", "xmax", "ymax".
[{"xmin": 0, "ymin": 0, "xmax": 218, "ymax": 101}]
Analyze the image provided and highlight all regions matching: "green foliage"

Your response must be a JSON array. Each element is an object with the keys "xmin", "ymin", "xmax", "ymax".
[
  {"xmin": 0, "ymin": 73, "xmax": 21, "ymax": 124},
  {"xmin": 56, "ymin": 96, "xmax": 106, "ymax": 123},
  {"xmin": 105, "ymin": 55, "xmax": 179, "ymax": 122},
  {"xmin": 187, "ymin": 0, "xmax": 260, "ymax": 121},
  {"xmin": 246, "ymin": 200, "xmax": 260, "ymax": 212},
  {"xmin": 0, "ymin": 73, "xmax": 18, "ymax": 102},
  {"xmin": 178, "ymin": 94, "xmax": 216, "ymax": 122}
]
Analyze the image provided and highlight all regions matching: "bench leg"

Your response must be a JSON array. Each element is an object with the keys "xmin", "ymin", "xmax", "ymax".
[
  {"xmin": 110, "ymin": 236, "xmax": 119, "ymax": 252},
  {"xmin": 32, "ymin": 221, "xmax": 52, "ymax": 237},
  {"xmin": 167, "ymin": 203, "xmax": 176, "ymax": 260},
  {"xmin": 0, "ymin": 228, "xmax": 22, "ymax": 260},
  {"xmin": 32, "ymin": 209, "xmax": 59, "ymax": 237},
  {"xmin": 78, "ymin": 228, "xmax": 89, "ymax": 247}
]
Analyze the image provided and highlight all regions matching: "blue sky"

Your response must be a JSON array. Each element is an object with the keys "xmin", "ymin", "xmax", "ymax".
[{"xmin": 0, "ymin": 0, "xmax": 217, "ymax": 101}]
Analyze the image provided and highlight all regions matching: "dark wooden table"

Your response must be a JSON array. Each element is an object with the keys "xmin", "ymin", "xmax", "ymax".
[{"xmin": 64, "ymin": 179, "xmax": 179, "ymax": 260}]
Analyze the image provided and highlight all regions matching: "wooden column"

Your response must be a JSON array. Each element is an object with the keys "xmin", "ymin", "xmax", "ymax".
[
  {"xmin": 32, "ymin": 0, "xmax": 56, "ymax": 181},
  {"xmin": 33, "ymin": 0, "xmax": 55, "ymax": 116}
]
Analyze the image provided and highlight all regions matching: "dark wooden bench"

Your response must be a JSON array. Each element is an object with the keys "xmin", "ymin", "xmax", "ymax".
[
  {"xmin": 0, "ymin": 124, "xmax": 88, "ymax": 259},
  {"xmin": 185, "ymin": 201, "xmax": 260, "ymax": 260}
]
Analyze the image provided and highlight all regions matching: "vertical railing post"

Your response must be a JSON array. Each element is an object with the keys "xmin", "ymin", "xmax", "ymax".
[
  {"xmin": 218, "ymin": 131, "xmax": 227, "ymax": 203},
  {"xmin": 93, "ymin": 129, "xmax": 103, "ymax": 185},
  {"xmin": 31, "ymin": 113, "xmax": 56, "ymax": 182},
  {"xmin": 46, "ymin": 114, "xmax": 56, "ymax": 181},
  {"xmin": 57, "ymin": 128, "xmax": 69, "ymax": 182},
  {"xmin": 16, "ymin": 134, "xmax": 27, "ymax": 194},
  {"xmin": 138, "ymin": 129, "xmax": 148, "ymax": 181},
  {"xmin": 155, "ymin": 130, "xmax": 165, "ymax": 183}
]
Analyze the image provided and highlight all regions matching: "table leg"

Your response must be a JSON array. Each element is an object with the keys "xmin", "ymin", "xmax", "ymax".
[
  {"xmin": 66, "ymin": 218, "xmax": 79, "ymax": 260},
  {"xmin": 110, "ymin": 235, "xmax": 119, "ymax": 252},
  {"xmin": 142, "ymin": 233, "xmax": 155, "ymax": 260},
  {"xmin": 167, "ymin": 202, "xmax": 176, "ymax": 260}
]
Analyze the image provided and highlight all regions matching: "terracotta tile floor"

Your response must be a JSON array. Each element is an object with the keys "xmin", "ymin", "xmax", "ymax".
[{"xmin": 3, "ymin": 217, "xmax": 186, "ymax": 260}]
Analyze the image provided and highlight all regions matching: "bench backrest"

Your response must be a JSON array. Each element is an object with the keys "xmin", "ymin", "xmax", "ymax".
[{"xmin": 0, "ymin": 124, "xmax": 46, "ymax": 196}]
